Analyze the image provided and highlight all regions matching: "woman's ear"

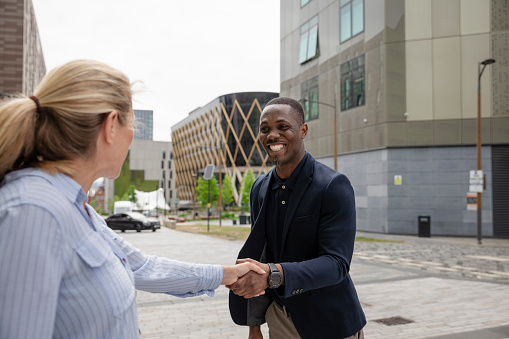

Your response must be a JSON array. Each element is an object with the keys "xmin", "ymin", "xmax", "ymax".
[{"xmin": 102, "ymin": 111, "xmax": 119, "ymax": 145}]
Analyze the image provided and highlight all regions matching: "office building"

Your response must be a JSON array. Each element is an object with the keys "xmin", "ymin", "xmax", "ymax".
[
  {"xmin": 171, "ymin": 92, "xmax": 278, "ymax": 205},
  {"xmin": 134, "ymin": 109, "xmax": 154, "ymax": 140},
  {"xmin": 280, "ymin": 0, "xmax": 508, "ymax": 237},
  {"xmin": 104, "ymin": 140, "xmax": 176, "ymax": 213},
  {"xmin": 0, "ymin": 0, "xmax": 46, "ymax": 97}
]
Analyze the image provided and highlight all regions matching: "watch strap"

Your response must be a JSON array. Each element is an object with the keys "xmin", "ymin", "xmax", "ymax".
[
  {"xmin": 268, "ymin": 263, "xmax": 279, "ymax": 274},
  {"xmin": 267, "ymin": 263, "xmax": 282, "ymax": 289}
]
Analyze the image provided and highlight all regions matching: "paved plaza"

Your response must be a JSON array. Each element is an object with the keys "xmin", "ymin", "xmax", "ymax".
[{"xmin": 120, "ymin": 222, "xmax": 509, "ymax": 339}]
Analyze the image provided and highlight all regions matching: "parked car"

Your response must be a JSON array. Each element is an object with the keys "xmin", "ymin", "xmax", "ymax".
[{"xmin": 105, "ymin": 212, "xmax": 160, "ymax": 232}]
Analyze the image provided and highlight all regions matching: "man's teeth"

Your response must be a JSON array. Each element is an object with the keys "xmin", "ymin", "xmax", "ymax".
[{"xmin": 270, "ymin": 144, "xmax": 284, "ymax": 151}]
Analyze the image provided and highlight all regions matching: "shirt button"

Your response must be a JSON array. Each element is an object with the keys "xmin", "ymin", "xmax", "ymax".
[
  {"xmin": 282, "ymin": 201, "xmax": 285, "ymax": 205},
  {"xmin": 122, "ymin": 258, "xmax": 126, "ymax": 264},
  {"xmin": 282, "ymin": 185, "xmax": 286, "ymax": 189}
]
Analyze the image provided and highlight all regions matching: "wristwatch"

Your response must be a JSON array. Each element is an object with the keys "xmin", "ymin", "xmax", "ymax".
[{"xmin": 267, "ymin": 263, "xmax": 282, "ymax": 289}]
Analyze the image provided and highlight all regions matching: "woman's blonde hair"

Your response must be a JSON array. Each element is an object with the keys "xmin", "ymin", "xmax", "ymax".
[{"xmin": 0, "ymin": 59, "xmax": 133, "ymax": 182}]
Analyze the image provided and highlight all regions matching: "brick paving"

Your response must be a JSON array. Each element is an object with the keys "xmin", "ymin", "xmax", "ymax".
[
  {"xmin": 353, "ymin": 233, "xmax": 509, "ymax": 284},
  {"xmin": 119, "ymin": 224, "xmax": 509, "ymax": 338}
]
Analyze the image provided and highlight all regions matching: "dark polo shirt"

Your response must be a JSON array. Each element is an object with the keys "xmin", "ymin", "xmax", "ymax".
[{"xmin": 265, "ymin": 152, "xmax": 309, "ymax": 306}]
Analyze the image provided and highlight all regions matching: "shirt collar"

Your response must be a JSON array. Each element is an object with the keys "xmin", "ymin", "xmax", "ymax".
[
  {"xmin": 271, "ymin": 152, "xmax": 309, "ymax": 190},
  {"xmin": 3, "ymin": 168, "xmax": 87, "ymax": 205}
]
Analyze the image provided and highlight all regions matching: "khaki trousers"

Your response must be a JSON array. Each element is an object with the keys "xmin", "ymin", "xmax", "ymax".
[{"xmin": 265, "ymin": 301, "xmax": 365, "ymax": 339}]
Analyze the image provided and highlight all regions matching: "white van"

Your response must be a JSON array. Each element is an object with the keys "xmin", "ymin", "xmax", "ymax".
[{"xmin": 113, "ymin": 201, "xmax": 133, "ymax": 214}]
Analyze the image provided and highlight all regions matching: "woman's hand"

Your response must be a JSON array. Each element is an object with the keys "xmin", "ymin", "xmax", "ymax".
[{"xmin": 222, "ymin": 262, "xmax": 266, "ymax": 286}]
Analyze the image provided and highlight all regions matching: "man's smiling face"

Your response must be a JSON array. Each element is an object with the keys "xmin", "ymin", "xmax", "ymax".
[{"xmin": 259, "ymin": 104, "xmax": 308, "ymax": 176}]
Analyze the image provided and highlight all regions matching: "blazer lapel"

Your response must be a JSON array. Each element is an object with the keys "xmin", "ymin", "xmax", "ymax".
[
  {"xmin": 238, "ymin": 172, "xmax": 271, "ymax": 260},
  {"xmin": 278, "ymin": 156, "xmax": 315, "ymax": 259}
]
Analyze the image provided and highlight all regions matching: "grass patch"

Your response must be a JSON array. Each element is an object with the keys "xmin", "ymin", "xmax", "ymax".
[
  {"xmin": 175, "ymin": 223, "xmax": 402, "ymax": 243},
  {"xmin": 175, "ymin": 223, "xmax": 251, "ymax": 241}
]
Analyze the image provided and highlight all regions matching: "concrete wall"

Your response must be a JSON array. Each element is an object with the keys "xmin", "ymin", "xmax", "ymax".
[
  {"xmin": 281, "ymin": 0, "xmax": 509, "ymax": 159},
  {"xmin": 323, "ymin": 146, "xmax": 493, "ymax": 237}
]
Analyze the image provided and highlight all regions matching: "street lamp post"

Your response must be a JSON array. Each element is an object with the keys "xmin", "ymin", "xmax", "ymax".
[
  {"xmin": 191, "ymin": 172, "xmax": 198, "ymax": 220},
  {"xmin": 298, "ymin": 97, "xmax": 338, "ymax": 171},
  {"xmin": 476, "ymin": 58, "xmax": 495, "ymax": 245}
]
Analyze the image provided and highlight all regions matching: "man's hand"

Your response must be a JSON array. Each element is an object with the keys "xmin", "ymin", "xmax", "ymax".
[
  {"xmin": 221, "ymin": 262, "xmax": 266, "ymax": 286},
  {"xmin": 226, "ymin": 259, "xmax": 272, "ymax": 298},
  {"xmin": 248, "ymin": 325, "xmax": 263, "ymax": 339}
]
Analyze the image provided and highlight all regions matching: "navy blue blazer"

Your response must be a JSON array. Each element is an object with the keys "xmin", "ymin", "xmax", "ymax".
[{"xmin": 229, "ymin": 155, "xmax": 366, "ymax": 339}]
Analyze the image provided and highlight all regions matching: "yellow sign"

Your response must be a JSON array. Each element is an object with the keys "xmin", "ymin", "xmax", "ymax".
[
  {"xmin": 394, "ymin": 175, "xmax": 402, "ymax": 185},
  {"xmin": 207, "ymin": 203, "xmax": 211, "ymax": 208}
]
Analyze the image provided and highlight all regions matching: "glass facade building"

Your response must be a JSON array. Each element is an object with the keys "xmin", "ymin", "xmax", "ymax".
[{"xmin": 134, "ymin": 109, "xmax": 154, "ymax": 140}]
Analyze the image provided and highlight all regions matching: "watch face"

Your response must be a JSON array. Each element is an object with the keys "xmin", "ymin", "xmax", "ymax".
[{"xmin": 269, "ymin": 274, "xmax": 282, "ymax": 288}]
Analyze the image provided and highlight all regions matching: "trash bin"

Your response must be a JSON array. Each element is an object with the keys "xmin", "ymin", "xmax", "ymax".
[
  {"xmin": 418, "ymin": 216, "xmax": 430, "ymax": 237},
  {"xmin": 233, "ymin": 220, "xmax": 237, "ymax": 225},
  {"xmin": 239, "ymin": 215, "xmax": 248, "ymax": 225}
]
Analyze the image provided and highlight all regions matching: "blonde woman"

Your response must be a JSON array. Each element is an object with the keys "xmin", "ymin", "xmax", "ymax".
[{"xmin": 0, "ymin": 59, "xmax": 264, "ymax": 339}]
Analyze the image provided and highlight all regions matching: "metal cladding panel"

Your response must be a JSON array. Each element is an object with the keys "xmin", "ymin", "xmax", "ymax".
[{"xmin": 492, "ymin": 145, "xmax": 509, "ymax": 238}]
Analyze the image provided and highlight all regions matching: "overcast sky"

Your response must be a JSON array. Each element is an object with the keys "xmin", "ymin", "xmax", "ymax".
[{"xmin": 32, "ymin": 0, "xmax": 280, "ymax": 142}]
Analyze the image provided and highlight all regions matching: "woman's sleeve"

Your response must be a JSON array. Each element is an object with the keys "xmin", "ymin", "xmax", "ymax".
[
  {"xmin": 0, "ymin": 205, "xmax": 63, "ymax": 339},
  {"xmin": 100, "ymin": 223, "xmax": 223, "ymax": 298}
]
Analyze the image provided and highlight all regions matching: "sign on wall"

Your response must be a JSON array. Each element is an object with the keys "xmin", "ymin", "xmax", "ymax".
[
  {"xmin": 467, "ymin": 192, "xmax": 477, "ymax": 211},
  {"xmin": 469, "ymin": 170, "xmax": 484, "ymax": 193}
]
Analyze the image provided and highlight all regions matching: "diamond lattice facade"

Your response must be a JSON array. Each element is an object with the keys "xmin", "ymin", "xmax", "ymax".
[{"xmin": 171, "ymin": 92, "xmax": 278, "ymax": 205}]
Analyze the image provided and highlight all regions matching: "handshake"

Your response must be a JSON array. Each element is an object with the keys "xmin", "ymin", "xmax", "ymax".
[{"xmin": 221, "ymin": 259, "xmax": 273, "ymax": 298}]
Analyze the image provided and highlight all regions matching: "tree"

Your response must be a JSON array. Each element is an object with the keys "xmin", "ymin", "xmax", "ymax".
[
  {"xmin": 120, "ymin": 192, "xmax": 129, "ymax": 201},
  {"xmin": 196, "ymin": 176, "xmax": 219, "ymax": 208},
  {"xmin": 240, "ymin": 170, "xmax": 255, "ymax": 210},
  {"xmin": 221, "ymin": 174, "xmax": 234, "ymax": 210},
  {"xmin": 108, "ymin": 195, "xmax": 121, "ymax": 212},
  {"xmin": 127, "ymin": 185, "xmax": 137, "ymax": 203},
  {"xmin": 89, "ymin": 199, "xmax": 103, "ymax": 214}
]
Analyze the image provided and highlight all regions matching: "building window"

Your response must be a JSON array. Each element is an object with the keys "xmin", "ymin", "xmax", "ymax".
[
  {"xmin": 161, "ymin": 160, "xmax": 164, "ymax": 169},
  {"xmin": 299, "ymin": 16, "xmax": 319, "ymax": 64},
  {"xmin": 340, "ymin": 55, "xmax": 365, "ymax": 111},
  {"xmin": 301, "ymin": 76, "xmax": 319, "ymax": 121},
  {"xmin": 168, "ymin": 160, "xmax": 171, "ymax": 169},
  {"xmin": 340, "ymin": 0, "xmax": 364, "ymax": 42},
  {"xmin": 162, "ymin": 151, "xmax": 166, "ymax": 159},
  {"xmin": 169, "ymin": 189, "xmax": 172, "ymax": 199},
  {"xmin": 301, "ymin": 0, "xmax": 310, "ymax": 7}
]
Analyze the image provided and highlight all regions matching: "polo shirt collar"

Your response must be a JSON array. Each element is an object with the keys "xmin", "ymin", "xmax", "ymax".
[{"xmin": 270, "ymin": 152, "xmax": 309, "ymax": 191}]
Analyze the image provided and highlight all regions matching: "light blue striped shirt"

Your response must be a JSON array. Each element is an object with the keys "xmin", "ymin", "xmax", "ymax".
[{"xmin": 0, "ymin": 168, "xmax": 223, "ymax": 339}]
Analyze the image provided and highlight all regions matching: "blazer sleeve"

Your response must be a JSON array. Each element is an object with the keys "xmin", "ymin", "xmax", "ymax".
[{"xmin": 279, "ymin": 173, "xmax": 356, "ymax": 298}]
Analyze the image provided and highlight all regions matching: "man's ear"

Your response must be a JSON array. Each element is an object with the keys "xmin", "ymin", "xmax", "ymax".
[
  {"xmin": 102, "ymin": 111, "xmax": 119, "ymax": 145},
  {"xmin": 301, "ymin": 123, "xmax": 308, "ymax": 139}
]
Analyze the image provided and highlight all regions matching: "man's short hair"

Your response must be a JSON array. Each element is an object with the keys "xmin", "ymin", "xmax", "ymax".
[{"xmin": 265, "ymin": 97, "xmax": 305, "ymax": 125}]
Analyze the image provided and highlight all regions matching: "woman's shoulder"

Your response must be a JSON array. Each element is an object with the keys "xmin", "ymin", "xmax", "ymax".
[
  {"xmin": 0, "ymin": 169, "xmax": 80, "ymax": 223},
  {"xmin": 2, "ymin": 169, "xmax": 65, "ymax": 202}
]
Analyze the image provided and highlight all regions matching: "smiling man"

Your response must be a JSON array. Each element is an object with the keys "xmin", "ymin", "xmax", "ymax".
[{"xmin": 228, "ymin": 97, "xmax": 366, "ymax": 339}]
